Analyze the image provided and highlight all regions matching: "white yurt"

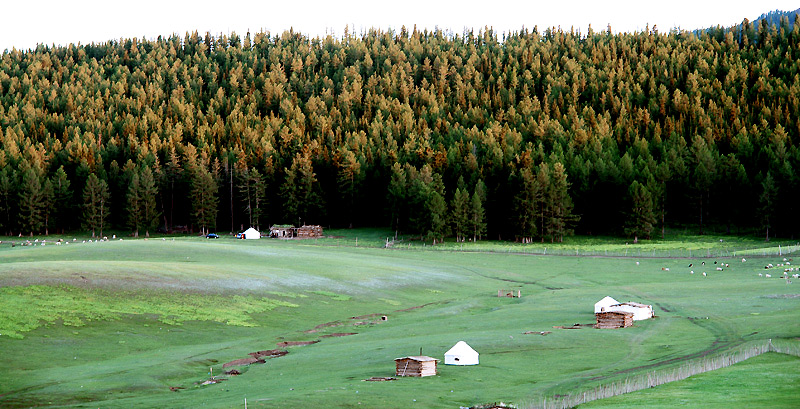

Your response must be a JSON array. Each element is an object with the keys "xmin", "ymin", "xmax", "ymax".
[
  {"xmin": 594, "ymin": 296, "xmax": 620, "ymax": 313},
  {"xmin": 444, "ymin": 341, "xmax": 479, "ymax": 365},
  {"xmin": 243, "ymin": 227, "xmax": 261, "ymax": 239},
  {"xmin": 604, "ymin": 302, "xmax": 654, "ymax": 321}
]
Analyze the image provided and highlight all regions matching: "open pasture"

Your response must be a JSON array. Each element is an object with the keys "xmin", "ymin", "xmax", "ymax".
[{"xmin": 0, "ymin": 236, "xmax": 798, "ymax": 408}]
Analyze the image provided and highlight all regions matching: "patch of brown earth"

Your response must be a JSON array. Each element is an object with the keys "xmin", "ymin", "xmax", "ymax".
[
  {"xmin": 249, "ymin": 349, "xmax": 289, "ymax": 359},
  {"xmin": 276, "ymin": 340, "xmax": 320, "ymax": 347},
  {"xmin": 363, "ymin": 377, "xmax": 396, "ymax": 381},
  {"xmin": 351, "ymin": 313, "xmax": 385, "ymax": 319},
  {"xmin": 320, "ymin": 333, "xmax": 358, "ymax": 338},
  {"xmin": 304, "ymin": 321, "xmax": 345, "ymax": 333},
  {"xmin": 222, "ymin": 357, "xmax": 265, "ymax": 368}
]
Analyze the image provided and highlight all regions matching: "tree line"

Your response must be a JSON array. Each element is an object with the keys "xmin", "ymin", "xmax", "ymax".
[{"xmin": 1, "ymin": 15, "xmax": 799, "ymax": 241}]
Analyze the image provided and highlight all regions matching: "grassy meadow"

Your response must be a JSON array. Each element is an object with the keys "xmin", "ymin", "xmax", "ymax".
[{"xmin": 0, "ymin": 234, "xmax": 798, "ymax": 408}]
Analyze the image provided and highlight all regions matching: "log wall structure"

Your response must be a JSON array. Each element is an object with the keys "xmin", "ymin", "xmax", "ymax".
[
  {"xmin": 394, "ymin": 356, "xmax": 439, "ymax": 377},
  {"xmin": 595, "ymin": 311, "xmax": 634, "ymax": 329}
]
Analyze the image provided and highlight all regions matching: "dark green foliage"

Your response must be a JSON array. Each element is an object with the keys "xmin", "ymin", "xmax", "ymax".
[
  {"xmin": 625, "ymin": 181, "xmax": 657, "ymax": 241},
  {"xmin": 191, "ymin": 168, "xmax": 218, "ymax": 236},
  {"xmin": 18, "ymin": 168, "xmax": 44, "ymax": 236},
  {"xmin": 82, "ymin": 173, "xmax": 110, "ymax": 238},
  {"xmin": 0, "ymin": 22, "xmax": 799, "ymax": 238}
]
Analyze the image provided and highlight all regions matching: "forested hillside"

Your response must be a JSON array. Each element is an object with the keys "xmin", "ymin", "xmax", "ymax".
[{"xmin": 1, "ymin": 16, "xmax": 799, "ymax": 241}]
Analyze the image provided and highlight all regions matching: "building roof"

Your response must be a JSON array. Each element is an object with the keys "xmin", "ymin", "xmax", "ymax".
[
  {"xmin": 445, "ymin": 341, "xmax": 478, "ymax": 356},
  {"xmin": 395, "ymin": 356, "xmax": 439, "ymax": 362}
]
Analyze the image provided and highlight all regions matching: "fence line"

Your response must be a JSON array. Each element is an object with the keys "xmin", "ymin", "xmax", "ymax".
[
  {"xmin": 296, "ymin": 237, "xmax": 800, "ymax": 259},
  {"xmin": 385, "ymin": 241, "xmax": 800, "ymax": 259},
  {"xmin": 520, "ymin": 338, "xmax": 800, "ymax": 409}
]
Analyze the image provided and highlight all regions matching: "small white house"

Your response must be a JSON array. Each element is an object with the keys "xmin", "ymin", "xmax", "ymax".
[
  {"xmin": 604, "ymin": 302, "xmax": 654, "ymax": 321},
  {"xmin": 444, "ymin": 341, "xmax": 479, "ymax": 365},
  {"xmin": 594, "ymin": 296, "xmax": 620, "ymax": 313},
  {"xmin": 243, "ymin": 227, "xmax": 261, "ymax": 240}
]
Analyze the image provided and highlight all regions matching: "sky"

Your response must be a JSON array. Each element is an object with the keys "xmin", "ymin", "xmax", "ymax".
[{"xmin": 2, "ymin": 1, "xmax": 798, "ymax": 51}]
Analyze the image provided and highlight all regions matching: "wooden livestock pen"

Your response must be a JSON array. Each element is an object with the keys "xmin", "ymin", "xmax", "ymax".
[
  {"xmin": 297, "ymin": 225, "xmax": 323, "ymax": 238},
  {"xmin": 395, "ymin": 356, "xmax": 439, "ymax": 377},
  {"xmin": 595, "ymin": 311, "xmax": 634, "ymax": 329}
]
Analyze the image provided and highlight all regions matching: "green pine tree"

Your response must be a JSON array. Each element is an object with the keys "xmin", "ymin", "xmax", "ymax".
[{"xmin": 82, "ymin": 173, "xmax": 111, "ymax": 238}]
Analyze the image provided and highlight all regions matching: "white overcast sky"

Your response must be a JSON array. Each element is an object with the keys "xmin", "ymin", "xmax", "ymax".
[{"xmin": 2, "ymin": 1, "xmax": 798, "ymax": 51}]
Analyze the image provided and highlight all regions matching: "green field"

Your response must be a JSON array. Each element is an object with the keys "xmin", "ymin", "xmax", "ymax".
[
  {"xmin": 0, "ymin": 235, "xmax": 798, "ymax": 408},
  {"xmin": 577, "ymin": 352, "xmax": 800, "ymax": 408}
]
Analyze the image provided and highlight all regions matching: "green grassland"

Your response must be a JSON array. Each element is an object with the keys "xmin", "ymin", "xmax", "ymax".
[
  {"xmin": 577, "ymin": 352, "xmax": 800, "ymax": 409},
  {"xmin": 0, "ymin": 235, "xmax": 798, "ymax": 408}
]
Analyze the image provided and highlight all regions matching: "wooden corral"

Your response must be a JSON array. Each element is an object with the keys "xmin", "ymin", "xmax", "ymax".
[
  {"xmin": 498, "ymin": 289, "xmax": 521, "ymax": 298},
  {"xmin": 394, "ymin": 356, "xmax": 439, "ymax": 377},
  {"xmin": 595, "ymin": 311, "xmax": 634, "ymax": 329},
  {"xmin": 297, "ymin": 225, "xmax": 323, "ymax": 238}
]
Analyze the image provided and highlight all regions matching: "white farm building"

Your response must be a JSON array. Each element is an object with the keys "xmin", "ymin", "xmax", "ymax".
[
  {"xmin": 595, "ymin": 296, "xmax": 654, "ymax": 321},
  {"xmin": 444, "ymin": 341, "xmax": 479, "ymax": 365}
]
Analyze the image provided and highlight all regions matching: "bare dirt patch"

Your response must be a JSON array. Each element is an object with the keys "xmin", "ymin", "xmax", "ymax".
[
  {"xmin": 351, "ymin": 313, "xmax": 385, "ymax": 319},
  {"xmin": 276, "ymin": 340, "xmax": 320, "ymax": 347},
  {"xmin": 249, "ymin": 349, "xmax": 288, "ymax": 359},
  {"xmin": 222, "ymin": 357, "xmax": 265, "ymax": 368},
  {"xmin": 363, "ymin": 377, "xmax": 396, "ymax": 381},
  {"xmin": 304, "ymin": 321, "xmax": 344, "ymax": 333},
  {"xmin": 320, "ymin": 332, "xmax": 358, "ymax": 338}
]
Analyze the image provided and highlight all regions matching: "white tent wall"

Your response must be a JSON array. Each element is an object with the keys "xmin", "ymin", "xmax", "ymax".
[
  {"xmin": 594, "ymin": 296, "xmax": 619, "ymax": 313},
  {"xmin": 243, "ymin": 228, "xmax": 260, "ymax": 239},
  {"xmin": 444, "ymin": 341, "xmax": 479, "ymax": 365}
]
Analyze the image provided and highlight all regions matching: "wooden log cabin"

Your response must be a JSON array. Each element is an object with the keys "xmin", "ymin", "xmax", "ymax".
[
  {"xmin": 595, "ymin": 311, "xmax": 634, "ymax": 329},
  {"xmin": 394, "ymin": 356, "xmax": 439, "ymax": 377}
]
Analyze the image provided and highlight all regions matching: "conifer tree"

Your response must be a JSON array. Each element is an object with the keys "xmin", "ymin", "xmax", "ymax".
[
  {"xmin": 0, "ymin": 168, "xmax": 13, "ymax": 235},
  {"xmin": 139, "ymin": 167, "xmax": 161, "ymax": 237},
  {"xmin": 624, "ymin": 181, "xmax": 657, "ymax": 242},
  {"xmin": 127, "ymin": 173, "xmax": 142, "ymax": 237},
  {"xmin": 51, "ymin": 167, "xmax": 72, "ymax": 234},
  {"xmin": 450, "ymin": 187, "xmax": 470, "ymax": 242},
  {"xmin": 192, "ymin": 168, "xmax": 218, "ymax": 236},
  {"xmin": 18, "ymin": 168, "xmax": 44, "ymax": 236},
  {"xmin": 470, "ymin": 180, "xmax": 487, "ymax": 241},
  {"xmin": 82, "ymin": 173, "xmax": 111, "ymax": 238}
]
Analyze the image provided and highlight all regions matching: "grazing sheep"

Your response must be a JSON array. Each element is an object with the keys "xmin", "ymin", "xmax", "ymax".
[
  {"xmin": 702, "ymin": 261, "xmax": 706, "ymax": 266},
  {"xmin": 636, "ymin": 261, "xmax": 640, "ymax": 265},
  {"xmin": 742, "ymin": 258, "xmax": 747, "ymax": 262},
  {"xmin": 759, "ymin": 273, "xmax": 763, "ymax": 277},
  {"xmin": 688, "ymin": 263, "xmax": 693, "ymax": 267},
  {"xmin": 725, "ymin": 263, "xmax": 730, "ymax": 268},
  {"xmin": 716, "ymin": 267, "xmax": 723, "ymax": 271},
  {"xmin": 766, "ymin": 274, "xmax": 772, "ymax": 278},
  {"xmin": 702, "ymin": 272, "xmax": 707, "ymax": 277},
  {"xmin": 661, "ymin": 267, "xmax": 670, "ymax": 271},
  {"xmin": 792, "ymin": 274, "xmax": 800, "ymax": 279}
]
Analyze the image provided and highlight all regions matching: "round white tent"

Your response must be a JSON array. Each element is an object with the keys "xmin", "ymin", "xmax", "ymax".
[
  {"xmin": 594, "ymin": 296, "xmax": 620, "ymax": 313},
  {"xmin": 444, "ymin": 341, "xmax": 479, "ymax": 365},
  {"xmin": 243, "ymin": 227, "xmax": 261, "ymax": 239}
]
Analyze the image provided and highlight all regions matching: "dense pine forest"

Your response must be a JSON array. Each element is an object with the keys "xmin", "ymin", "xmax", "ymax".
[{"xmin": 1, "ymin": 15, "xmax": 799, "ymax": 241}]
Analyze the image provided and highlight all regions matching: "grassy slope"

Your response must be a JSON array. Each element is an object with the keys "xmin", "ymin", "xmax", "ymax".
[
  {"xmin": 0, "ymin": 237, "xmax": 798, "ymax": 408},
  {"xmin": 577, "ymin": 352, "xmax": 800, "ymax": 408}
]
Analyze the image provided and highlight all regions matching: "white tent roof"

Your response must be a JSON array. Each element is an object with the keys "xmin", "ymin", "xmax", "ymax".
[
  {"xmin": 594, "ymin": 296, "xmax": 620, "ymax": 313},
  {"xmin": 243, "ymin": 227, "xmax": 260, "ymax": 239},
  {"xmin": 444, "ymin": 341, "xmax": 479, "ymax": 365}
]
